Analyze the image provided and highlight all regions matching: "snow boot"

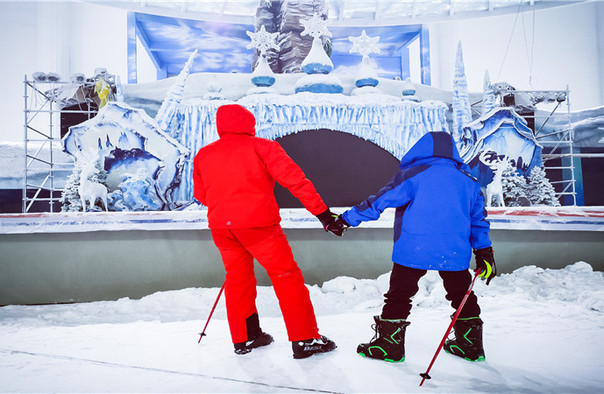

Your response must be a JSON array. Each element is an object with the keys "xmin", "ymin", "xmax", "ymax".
[
  {"xmin": 357, "ymin": 315, "xmax": 410, "ymax": 363},
  {"xmin": 292, "ymin": 335, "xmax": 337, "ymax": 359},
  {"xmin": 233, "ymin": 313, "xmax": 274, "ymax": 355},
  {"xmin": 444, "ymin": 317, "xmax": 485, "ymax": 361}
]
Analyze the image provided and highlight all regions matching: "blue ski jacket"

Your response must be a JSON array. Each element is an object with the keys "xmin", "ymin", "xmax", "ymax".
[{"xmin": 342, "ymin": 132, "xmax": 491, "ymax": 271}]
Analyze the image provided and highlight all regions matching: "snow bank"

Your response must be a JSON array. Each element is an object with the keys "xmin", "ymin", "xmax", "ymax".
[{"xmin": 1, "ymin": 262, "xmax": 600, "ymax": 327}]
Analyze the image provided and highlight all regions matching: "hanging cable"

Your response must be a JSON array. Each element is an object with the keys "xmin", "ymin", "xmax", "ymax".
[
  {"xmin": 529, "ymin": 8, "xmax": 536, "ymax": 86},
  {"xmin": 521, "ymin": 3, "xmax": 536, "ymax": 87},
  {"xmin": 496, "ymin": 1, "xmax": 523, "ymax": 81}
]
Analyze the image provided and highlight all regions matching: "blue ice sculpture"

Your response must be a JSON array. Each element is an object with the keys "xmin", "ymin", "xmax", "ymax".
[
  {"xmin": 462, "ymin": 107, "xmax": 543, "ymax": 188},
  {"xmin": 63, "ymin": 101, "xmax": 189, "ymax": 210}
]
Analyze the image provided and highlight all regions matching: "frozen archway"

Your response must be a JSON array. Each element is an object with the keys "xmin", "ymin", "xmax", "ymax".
[{"xmin": 273, "ymin": 129, "xmax": 400, "ymax": 208}]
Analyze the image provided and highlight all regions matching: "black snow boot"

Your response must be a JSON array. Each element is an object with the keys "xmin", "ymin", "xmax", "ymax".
[
  {"xmin": 233, "ymin": 313, "xmax": 274, "ymax": 355},
  {"xmin": 357, "ymin": 316, "xmax": 410, "ymax": 363},
  {"xmin": 444, "ymin": 317, "xmax": 485, "ymax": 361},
  {"xmin": 292, "ymin": 335, "xmax": 337, "ymax": 359}
]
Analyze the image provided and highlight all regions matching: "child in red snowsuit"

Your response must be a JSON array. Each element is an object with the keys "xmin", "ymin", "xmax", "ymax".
[{"xmin": 193, "ymin": 104, "xmax": 342, "ymax": 358}]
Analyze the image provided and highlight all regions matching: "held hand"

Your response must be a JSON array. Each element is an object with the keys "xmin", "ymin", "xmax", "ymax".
[
  {"xmin": 326, "ymin": 215, "xmax": 350, "ymax": 237},
  {"xmin": 473, "ymin": 247, "xmax": 496, "ymax": 285},
  {"xmin": 316, "ymin": 210, "xmax": 349, "ymax": 237}
]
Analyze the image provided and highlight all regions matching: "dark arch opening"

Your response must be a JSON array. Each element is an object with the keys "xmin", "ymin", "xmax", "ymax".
[{"xmin": 274, "ymin": 129, "xmax": 400, "ymax": 208}]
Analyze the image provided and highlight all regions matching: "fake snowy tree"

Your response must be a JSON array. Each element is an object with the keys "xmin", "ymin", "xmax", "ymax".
[
  {"xmin": 60, "ymin": 166, "xmax": 83, "ymax": 212},
  {"xmin": 526, "ymin": 166, "xmax": 560, "ymax": 206},
  {"xmin": 501, "ymin": 164, "xmax": 529, "ymax": 207}
]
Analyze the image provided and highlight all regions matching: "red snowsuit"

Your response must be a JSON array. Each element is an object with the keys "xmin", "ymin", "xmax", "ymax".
[{"xmin": 193, "ymin": 104, "xmax": 327, "ymax": 343}]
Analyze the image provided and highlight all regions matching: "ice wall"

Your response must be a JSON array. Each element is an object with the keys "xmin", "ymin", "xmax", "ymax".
[{"xmin": 170, "ymin": 93, "xmax": 449, "ymax": 202}]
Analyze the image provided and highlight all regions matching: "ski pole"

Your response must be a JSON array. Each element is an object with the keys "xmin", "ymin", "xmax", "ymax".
[
  {"xmin": 419, "ymin": 271, "xmax": 480, "ymax": 386},
  {"xmin": 198, "ymin": 281, "xmax": 226, "ymax": 343}
]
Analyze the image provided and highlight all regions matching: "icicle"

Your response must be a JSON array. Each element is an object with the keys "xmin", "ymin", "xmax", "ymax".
[
  {"xmin": 482, "ymin": 70, "xmax": 497, "ymax": 115},
  {"xmin": 155, "ymin": 49, "xmax": 199, "ymax": 134},
  {"xmin": 452, "ymin": 41, "xmax": 472, "ymax": 146}
]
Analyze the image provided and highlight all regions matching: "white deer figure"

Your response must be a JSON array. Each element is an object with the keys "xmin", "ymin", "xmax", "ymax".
[
  {"xmin": 78, "ymin": 150, "xmax": 108, "ymax": 212},
  {"xmin": 479, "ymin": 151, "xmax": 512, "ymax": 208}
]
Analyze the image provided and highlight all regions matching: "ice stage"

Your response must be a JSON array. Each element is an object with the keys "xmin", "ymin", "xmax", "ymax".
[{"xmin": 1, "ymin": 207, "xmax": 603, "ymax": 305}]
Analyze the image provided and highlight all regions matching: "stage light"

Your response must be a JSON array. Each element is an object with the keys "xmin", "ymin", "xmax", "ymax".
[
  {"xmin": 71, "ymin": 73, "xmax": 86, "ymax": 84},
  {"xmin": 32, "ymin": 72, "xmax": 47, "ymax": 82},
  {"xmin": 94, "ymin": 67, "xmax": 107, "ymax": 78},
  {"xmin": 47, "ymin": 72, "xmax": 61, "ymax": 82}
]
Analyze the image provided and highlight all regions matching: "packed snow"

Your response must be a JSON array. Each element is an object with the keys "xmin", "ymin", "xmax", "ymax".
[{"xmin": 0, "ymin": 261, "xmax": 602, "ymax": 393}]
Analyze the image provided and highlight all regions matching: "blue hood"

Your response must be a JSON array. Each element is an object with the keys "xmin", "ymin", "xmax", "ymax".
[{"xmin": 400, "ymin": 132, "xmax": 469, "ymax": 172}]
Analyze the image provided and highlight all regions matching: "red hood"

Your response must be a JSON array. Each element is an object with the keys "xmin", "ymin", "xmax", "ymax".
[{"xmin": 216, "ymin": 104, "xmax": 256, "ymax": 138}]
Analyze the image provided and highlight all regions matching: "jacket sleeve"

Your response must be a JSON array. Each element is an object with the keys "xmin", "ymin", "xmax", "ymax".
[
  {"xmin": 192, "ymin": 153, "xmax": 207, "ymax": 205},
  {"xmin": 259, "ymin": 140, "xmax": 327, "ymax": 216},
  {"xmin": 469, "ymin": 185, "xmax": 491, "ymax": 249},
  {"xmin": 342, "ymin": 169, "xmax": 415, "ymax": 227}
]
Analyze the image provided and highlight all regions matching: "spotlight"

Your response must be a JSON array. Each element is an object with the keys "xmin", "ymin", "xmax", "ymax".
[
  {"xmin": 556, "ymin": 92, "xmax": 567, "ymax": 102},
  {"xmin": 47, "ymin": 72, "xmax": 61, "ymax": 82},
  {"xmin": 71, "ymin": 72, "xmax": 86, "ymax": 84},
  {"xmin": 94, "ymin": 67, "xmax": 107, "ymax": 78},
  {"xmin": 32, "ymin": 72, "xmax": 47, "ymax": 82}
]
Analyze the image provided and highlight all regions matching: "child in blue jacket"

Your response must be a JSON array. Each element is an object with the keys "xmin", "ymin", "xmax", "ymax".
[{"xmin": 335, "ymin": 131, "xmax": 496, "ymax": 363}]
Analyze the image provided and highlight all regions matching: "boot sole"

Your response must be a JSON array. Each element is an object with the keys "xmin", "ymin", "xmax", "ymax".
[
  {"xmin": 444, "ymin": 348, "xmax": 485, "ymax": 362},
  {"xmin": 293, "ymin": 343, "xmax": 337, "ymax": 359},
  {"xmin": 357, "ymin": 352, "xmax": 405, "ymax": 363},
  {"xmin": 234, "ymin": 333, "xmax": 274, "ymax": 355}
]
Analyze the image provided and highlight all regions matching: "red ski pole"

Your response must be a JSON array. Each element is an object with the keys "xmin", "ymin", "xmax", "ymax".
[
  {"xmin": 419, "ymin": 271, "xmax": 480, "ymax": 386},
  {"xmin": 198, "ymin": 281, "xmax": 226, "ymax": 343}
]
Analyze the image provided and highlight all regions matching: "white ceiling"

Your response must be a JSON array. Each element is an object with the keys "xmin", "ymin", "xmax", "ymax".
[{"xmin": 86, "ymin": 0, "xmax": 588, "ymax": 26}]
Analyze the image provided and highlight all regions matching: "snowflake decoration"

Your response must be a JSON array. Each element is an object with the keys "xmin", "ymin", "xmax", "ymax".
[
  {"xmin": 246, "ymin": 25, "xmax": 279, "ymax": 55},
  {"xmin": 301, "ymin": 13, "xmax": 332, "ymax": 39},
  {"xmin": 348, "ymin": 30, "xmax": 381, "ymax": 57}
]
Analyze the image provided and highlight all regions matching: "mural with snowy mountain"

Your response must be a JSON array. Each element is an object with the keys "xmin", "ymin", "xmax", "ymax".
[{"xmin": 61, "ymin": 14, "xmax": 557, "ymax": 212}]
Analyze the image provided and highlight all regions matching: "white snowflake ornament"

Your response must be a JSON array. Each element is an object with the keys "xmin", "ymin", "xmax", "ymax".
[
  {"xmin": 246, "ymin": 25, "xmax": 279, "ymax": 55},
  {"xmin": 349, "ymin": 30, "xmax": 381, "ymax": 57},
  {"xmin": 301, "ymin": 13, "xmax": 332, "ymax": 39}
]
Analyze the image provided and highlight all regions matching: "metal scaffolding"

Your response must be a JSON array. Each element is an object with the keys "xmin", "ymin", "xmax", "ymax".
[
  {"xmin": 471, "ymin": 86, "xmax": 579, "ymax": 206},
  {"xmin": 22, "ymin": 75, "xmax": 97, "ymax": 213},
  {"xmin": 530, "ymin": 87, "xmax": 577, "ymax": 205}
]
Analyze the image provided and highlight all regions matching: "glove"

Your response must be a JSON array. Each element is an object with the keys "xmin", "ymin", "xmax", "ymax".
[
  {"xmin": 326, "ymin": 214, "xmax": 350, "ymax": 237},
  {"xmin": 473, "ymin": 246, "xmax": 496, "ymax": 285},
  {"xmin": 316, "ymin": 209, "xmax": 348, "ymax": 237}
]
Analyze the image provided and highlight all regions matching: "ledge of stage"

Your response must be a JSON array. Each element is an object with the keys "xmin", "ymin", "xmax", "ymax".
[
  {"xmin": 1, "ymin": 206, "xmax": 604, "ymax": 234},
  {"xmin": 1, "ymin": 207, "xmax": 603, "ymax": 305}
]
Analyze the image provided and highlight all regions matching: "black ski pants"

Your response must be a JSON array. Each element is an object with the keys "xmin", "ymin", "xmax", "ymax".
[{"xmin": 381, "ymin": 263, "xmax": 481, "ymax": 320}]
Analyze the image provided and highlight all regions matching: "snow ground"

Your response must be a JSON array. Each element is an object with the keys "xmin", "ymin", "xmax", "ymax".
[{"xmin": 1, "ymin": 262, "xmax": 603, "ymax": 393}]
